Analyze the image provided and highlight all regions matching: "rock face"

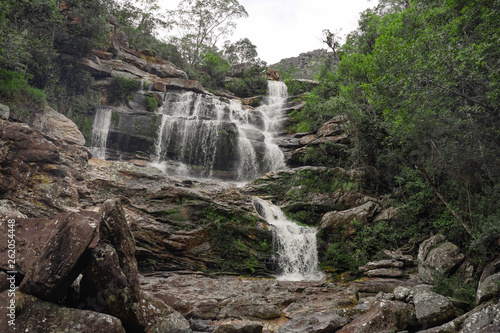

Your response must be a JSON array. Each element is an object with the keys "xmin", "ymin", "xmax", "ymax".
[
  {"xmin": 0, "ymin": 119, "xmax": 90, "ymax": 217},
  {"xmin": 272, "ymin": 49, "xmax": 337, "ymax": 80},
  {"xmin": 418, "ymin": 235, "xmax": 465, "ymax": 283},
  {"xmin": 25, "ymin": 106, "xmax": 86, "ymax": 145}
]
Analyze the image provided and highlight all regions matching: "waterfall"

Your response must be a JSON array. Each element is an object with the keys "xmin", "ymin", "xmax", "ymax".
[
  {"xmin": 259, "ymin": 81, "xmax": 287, "ymax": 171},
  {"xmin": 90, "ymin": 107, "xmax": 112, "ymax": 160},
  {"xmin": 150, "ymin": 81, "xmax": 288, "ymax": 179},
  {"xmin": 252, "ymin": 197, "xmax": 324, "ymax": 281}
]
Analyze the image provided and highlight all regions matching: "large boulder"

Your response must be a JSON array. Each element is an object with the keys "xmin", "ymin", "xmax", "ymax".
[
  {"xmin": 0, "ymin": 119, "xmax": 90, "ymax": 217},
  {"xmin": 476, "ymin": 257, "xmax": 500, "ymax": 304},
  {"xmin": 413, "ymin": 287, "xmax": 460, "ymax": 329},
  {"xmin": 80, "ymin": 199, "xmax": 190, "ymax": 332},
  {"xmin": 26, "ymin": 106, "xmax": 86, "ymax": 145},
  {"xmin": 418, "ymin": 235, "xmax": 464, "ymax": 283},
  {"xmin": 337, "ymin": 299, "xmax": 416, "ymax": 333},
  {"xmin": 320, "ymin": 201, "xmax": 380, "ymax": 234},
  {"xmin": 19, "ymin": 211, "xmax": 99, "ymax": 302},
  {"xmin": 0, "ymin": 291, "xmax": 126, "ymax": 333},
  {"xmin": 276, "ymin": 311, "xmax": 348, "ymax": 333}
]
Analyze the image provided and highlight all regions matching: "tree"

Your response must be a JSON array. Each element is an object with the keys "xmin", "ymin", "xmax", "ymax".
[
  {"xmin": 223, "ymin": 38, "xmax": 258, "ymax": 64},
  {"xmin": 170, "ymin": 0, "xmax": 248, "ymax": 66}
]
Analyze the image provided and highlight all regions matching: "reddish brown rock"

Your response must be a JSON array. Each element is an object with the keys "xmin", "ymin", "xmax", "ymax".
[{"xmin": 19, "ymin": 211, "xmax": 99, "ymax": 302}]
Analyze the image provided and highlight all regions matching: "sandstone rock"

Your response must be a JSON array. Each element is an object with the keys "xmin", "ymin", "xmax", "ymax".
[
  {"xmin": 365, "ymin": 268, "xmax": 404, "ymax": 278},
  {"xmin": 26, "ymin": 106, "xmax": 85, "ymax": 145},
  {"xmin": 266, "ymin": 68, "xmax": 279, "ymax": 81},
  {"xmin": 102, "ymin": 58, "xmax": 150, "ymax": 79},
  {"xmin": 459, "ymin": 300, "xmax": 500, "ymax": 333},
  {"xmin": 350, "ymin": 277, "xmax": 406, "ymax": 294},
  {"xmin": 393, "ymin": 286, "xmax": 412, "ymax": 302},
  {"xmin": 380, "ymin": 249, "xmax": 414, "ymax": 265},
  {"xmin": 320, "ymin": 201, "xmax": 380, "ymax": 233},
  {"xmin": 231, "ymin": 62, "xmax": 258, "ymax": 77},
  {"xmin": 0, "ymin": 291, "xmax": 126, "ymax": 333},
  {"xmin": 80, "ymin": 57, "xmax": 113, "ymax": 77},
  {"xmin": 0, "ymin": 103, "xmax": 9, "ymax": 120},
  {"xmin": 0, "ymin": 119, "xmax": 90, "ymax": 217},
  {"xmin": 373, "ymin": 207, "xmax": 401, "ymax": 222},
  {"xmin": 111, "ymin": 69, "xmax": 139, "ymax": 80},
  {"xmin": 413, "ymin": 288, "xmax": 459, "ymax": 329},
  {"xmin": 276, "ymin": 311, "xmax": 348, "ymax": 333},
  {"xmin": 337, "ymin": 299, "xmax": 416, "ymax": 333},
  {"xmin": 214, "ymin": 322, "xmax": 263, "ymax": 333},
  {"xmin": 218, "ymin": 296, "xmax": 281, "ymax": 320},
  {"xmin": 163, "ymin": 77, "xmax": 210, "ymax": 94},
  {"xmin": 477, "ymin": 257, "xmax": 500, "ymax": 304},
  {"xmin": 19, "ymin": 211, "xmax": 99, "ymax": 302},
  {"xmin": 418, "ymin": 235, "xmax": 464, "ymax": 283},
  {"xmin": 359, "ymin": 259, "xmax": 405, "ymax": 272},
  {"xmin": 316, "ymin": 115, "xmax": 347, "ymax": 137},
  {"xmin": 80, "ymin": 199, "xmax": 190, "ymax": 332}
]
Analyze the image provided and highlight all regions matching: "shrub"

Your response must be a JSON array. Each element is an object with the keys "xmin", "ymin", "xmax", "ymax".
[
  {"xmin": 145, "ymin": 95, "xmax": 158, "ymax": 112},
  {"xmin": 107, "ymin": 77, "xmax": 139, "ymax": 105},
  {"xmin": 0, "ymin": 69, "xmax": 46, "ymax": 115}
]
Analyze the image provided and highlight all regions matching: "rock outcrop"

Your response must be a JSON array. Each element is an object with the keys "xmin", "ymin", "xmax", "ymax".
[
  {"xmin": 272, "ymin": 49, "xmax": 337, "ymax": 80},
  {"xmin": 418, "ymin": 235, "xmax": 465, "ymax": 283}
]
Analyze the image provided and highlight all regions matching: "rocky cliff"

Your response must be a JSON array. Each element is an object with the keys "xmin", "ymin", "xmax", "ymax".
[{"xmin": 272, "ymin": 49, "xmax": 337, "ymax": 80}]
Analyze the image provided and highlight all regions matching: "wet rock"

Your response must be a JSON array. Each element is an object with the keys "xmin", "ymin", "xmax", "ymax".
[
  {"xmin": 413, "ymin": 288, "xmax": 459, "ymax": 329},
  {"xmin": 0, "ymin": 291, "xmax": 125, "ymax": 333},
  {"xmin": 275, "ymin": 311, "xmax": 348, "ymax": 333},
  {"xmin": 337, "ymin": 299, "xmax": 416, "ymax": 333},
  {"xmin": 19, "ymin": 211, "xmax": 99, "ymax": 302},
  {"xmin": 418, "ymin": 235, "xmax": 464, "ymax": 283},
  {"xmin": 476, "ymin": 256, "xmax": 500, "ymax": 304},
  {"xmin": 214, "ymin": 322, "xmax": 263, "ymax": 333}
]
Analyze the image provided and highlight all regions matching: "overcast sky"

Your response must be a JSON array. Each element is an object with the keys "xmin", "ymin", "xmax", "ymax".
[{"xmin": 161, "ymin": 0, "xmax": 378, "ymax": 64}]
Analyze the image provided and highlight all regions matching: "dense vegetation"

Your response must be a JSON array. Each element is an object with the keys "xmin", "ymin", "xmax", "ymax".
[
  {"xmin": 0, "ymin": 0, "xmax": 266, "ymax": 138},
  {"xmin": 290, "ymin": 0, "xmax": 500, "ymax": 266}
]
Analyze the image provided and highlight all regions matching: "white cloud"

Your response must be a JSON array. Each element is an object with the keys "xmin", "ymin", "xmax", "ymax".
[{"xmin": 159, "ymin": 0, "xmax": 378, "ymax": 64}]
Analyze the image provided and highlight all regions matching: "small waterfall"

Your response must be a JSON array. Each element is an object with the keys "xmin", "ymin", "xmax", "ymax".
[
  {"xmin": 90, "ymin": 108, "xmax": 112, "ymax": 160},
  {"xmin": 259, "ymin": 81, "xmax": 287, "ymax": 171},
  {"xmin": 253, "ymin": 197, "xmax": 324, "ymax": 281}
]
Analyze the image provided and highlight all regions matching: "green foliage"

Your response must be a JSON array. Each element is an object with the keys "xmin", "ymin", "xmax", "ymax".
[
  {"xmin": 107, "ymin": 77, "xmax": 139, "ymax": 105},
  {"xmin": 199, "ymin": 52, "xmax": 231, "ymax": 91},
  {"xmin": 431, "ymin": 272, "xmax": 477, "ymax": 306},
  {"xmin": 0, "ymin": 69, "xmax": 46, "ymax": 115},
  {"xmin": 111, "ymin": 111, "xmax": 120, "ymax": 128},
  {"xmin": 298, "ymin": 142, "xmax": 349, "ymax": 167},
  {"xmin": 320, "ymin": 242, "xmax": 360, "ymax": 272},
  {"xmin": 145, "ymin": 95, "xmax": 158, "ymax": 112},
  {"xmin": 225, "ymin": 68, "xmax": 268, "ymax": 98}
]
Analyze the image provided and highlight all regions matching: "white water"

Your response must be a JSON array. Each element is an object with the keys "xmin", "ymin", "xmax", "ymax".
[
  {"xmin": 151, "ymin": 82, "xmax": 288, "ymax": 179},
  {"xmin": 90, "ymin": 108, "xmax": 112, "ymax": 160},
  {"xmin": 252, "ymin": 197, "xmax": 324, "ymax": 281},
  {"xmin": 259, "ymin": 81, "xmax": 287, "ymax": 171}
]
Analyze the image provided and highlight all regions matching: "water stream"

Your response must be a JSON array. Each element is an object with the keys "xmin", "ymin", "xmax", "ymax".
[
  {"xmin": 89, "ymin": 107, "xmax": 112, "ymax": 160},
  {"xmin": 253, "ymin": 197, "xmax": 324, "ymax": 281}
]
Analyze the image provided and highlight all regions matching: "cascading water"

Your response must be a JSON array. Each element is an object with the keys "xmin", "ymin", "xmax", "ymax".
[
  {"xmin": 252, "ymin": 197, "xmax": 324, "ymax": 281},
  {"xmin": 259, "ymin": 81, "xmax": 287, "ymax": 171},
  {"xmin": 90, "ymin": 107, "xmax": 112, "ymax": 160},
  {"xmin": 151, "ymin": 81, "xmax": 288, "ymax": 179}
]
